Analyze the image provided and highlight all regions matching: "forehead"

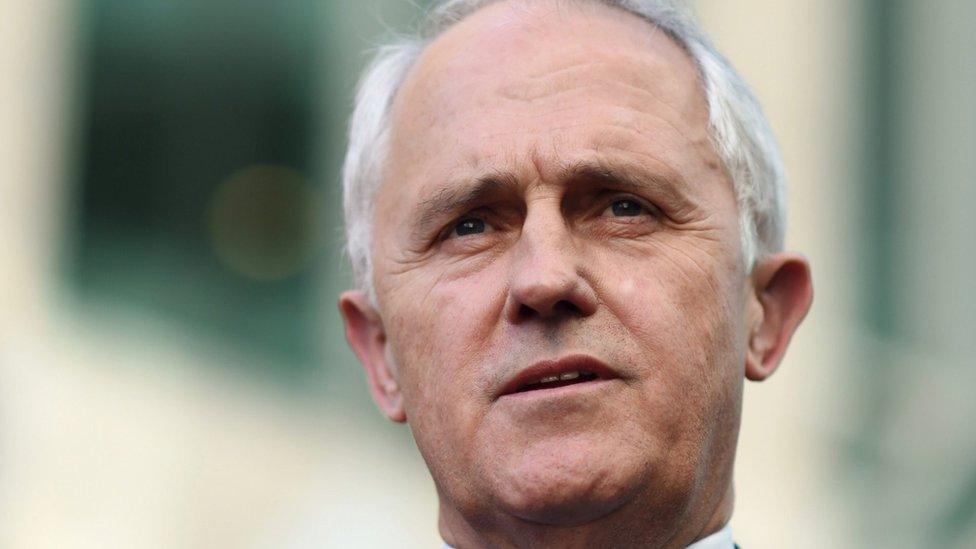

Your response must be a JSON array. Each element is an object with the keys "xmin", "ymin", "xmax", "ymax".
[
  {"xmin": 400, "ymin": 1, "xmax": 702, "ymax": 117},
  {"xmin": 381, "ymin": 0, "xmax": 718, "ymax": 216}
]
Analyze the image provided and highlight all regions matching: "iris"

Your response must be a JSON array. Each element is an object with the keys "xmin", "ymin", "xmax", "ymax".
[
  {"xmin": 611, "ymin": 199, "xmax": 643, "ymax": 217},
  {"xmin": 455, "ymin": 218, "xmax": 486, "ymax": 236}
]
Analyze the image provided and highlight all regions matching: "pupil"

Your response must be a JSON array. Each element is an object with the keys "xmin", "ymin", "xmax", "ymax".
[
  {"xmin": 612, "ymin": 199, "xmax": 642, "ymax": 217},
  {"xmin": 455, "ymin": 218, "xmax": 485, "ymax": 236}
]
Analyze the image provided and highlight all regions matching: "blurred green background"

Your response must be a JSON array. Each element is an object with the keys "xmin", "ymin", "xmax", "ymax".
[
  {"xmin": 1, "ymin": 0, "xmax": 974, "ymax": 547},
  {"xmin": 71, "ymin": 0, "xmax": 322, "ymax": 373}
]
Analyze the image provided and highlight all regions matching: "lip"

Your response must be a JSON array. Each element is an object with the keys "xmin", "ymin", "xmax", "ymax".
[{"xmin": 496, "ymin": 354, "xmax": 619, "ymax": 399}]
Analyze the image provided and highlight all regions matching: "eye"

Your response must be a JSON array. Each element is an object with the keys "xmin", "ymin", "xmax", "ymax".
[
  {"xmin": 449, "ymin": 217, "xmax": 487, "ymax": 238},
  {"xmin": 605, "ymin": 198, "xmax": 651, "ymax": 217}
]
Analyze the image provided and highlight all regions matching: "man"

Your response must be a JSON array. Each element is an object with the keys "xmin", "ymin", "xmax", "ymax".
[{"xmin": 338, "ymin": 0, "xmax": 813, "ymax": 547}]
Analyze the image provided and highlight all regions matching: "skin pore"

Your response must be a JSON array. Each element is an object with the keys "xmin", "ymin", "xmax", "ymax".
[{"xmin": 339, "ymin": 1, "xmax": 813, "ymax": 547}]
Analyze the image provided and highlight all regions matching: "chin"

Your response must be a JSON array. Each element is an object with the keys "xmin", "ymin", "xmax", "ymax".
[{"xmin": 488, "ymin": 438, "xmax": 649, "ymax": 526}]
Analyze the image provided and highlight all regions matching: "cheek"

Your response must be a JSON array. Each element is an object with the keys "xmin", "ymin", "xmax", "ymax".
[
  {"xmin": 593, "ymin": 241, "xmax": 745, "ymax": 398},
  {"xmin": 383, "ymin": 260, "xmax": 508, "ymax": 416},
  {"xmin": 379, "ymin": 261, "xmax": 509, "ymax": 495},
  {"xmin": 593, "ymin": 249, "xmax": 745, "ymax": 487}
]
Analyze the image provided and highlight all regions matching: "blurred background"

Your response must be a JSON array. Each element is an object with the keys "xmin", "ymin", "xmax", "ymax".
[{"xmin": 1, "ymin": 0, "xmax": 973, "ymax": 547}]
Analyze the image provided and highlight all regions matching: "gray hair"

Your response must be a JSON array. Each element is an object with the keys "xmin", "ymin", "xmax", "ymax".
[{"xmin": 342, "ymin": 0, "xmax": 787, "ymax": 298}]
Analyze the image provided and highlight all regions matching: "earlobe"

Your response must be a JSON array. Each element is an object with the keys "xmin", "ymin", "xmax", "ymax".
[
  {"xmin": 338, "ymin": 290, "xmax": 407, "ymax": 422},
  {"xmin": 744, "ymin": 253, "xmax": 813, "ymax": 382}
]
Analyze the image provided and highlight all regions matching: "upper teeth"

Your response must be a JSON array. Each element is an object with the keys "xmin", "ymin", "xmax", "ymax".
[{"xmin": 537, "ymin": 371, "xmax": 585, "ymax": 384}]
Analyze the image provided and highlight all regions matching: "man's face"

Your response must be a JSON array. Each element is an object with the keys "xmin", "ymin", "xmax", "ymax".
[{"xmin": 367, "ymin": 0, "xmax": 751, "ymax": 534}]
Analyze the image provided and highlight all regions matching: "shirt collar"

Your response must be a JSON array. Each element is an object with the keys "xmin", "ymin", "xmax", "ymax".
[{"xmin": 685, "ymin": 523, "xmax": 735, "ymax": 549}]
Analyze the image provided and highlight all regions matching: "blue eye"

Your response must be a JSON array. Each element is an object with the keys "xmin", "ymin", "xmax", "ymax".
[
  {"xmin": 610, "ymin": 199, "xmax": 644, "ymax": 217},
  {"xmin": 454, "ymin": 217, "xmax": 486, "ymax": 236}
]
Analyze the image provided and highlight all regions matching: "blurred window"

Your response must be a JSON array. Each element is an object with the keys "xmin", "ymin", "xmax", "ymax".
[{"xmin": 70, "ymin": 0, "xmax": 322, "ymax": 376}]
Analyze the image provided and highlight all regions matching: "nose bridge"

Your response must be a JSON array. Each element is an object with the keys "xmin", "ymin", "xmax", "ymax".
[
  {"xmin": 517, "ymin": 201, "xmax": 575, "ymax": 275},
  {"xmin": 507, "ymin": 197, "xmax": 596, "ymax": 320}
]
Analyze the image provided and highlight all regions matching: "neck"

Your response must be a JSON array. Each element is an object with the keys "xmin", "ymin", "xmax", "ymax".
[{"xmin": 438, "ymin": 482, "xmax": 734, "ymax": 549}]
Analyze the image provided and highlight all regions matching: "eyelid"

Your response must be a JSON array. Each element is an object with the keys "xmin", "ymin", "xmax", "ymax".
[
  {"xmin": 599, "ymin": 193, "xmax": 661, "ymax": 217},
  {"xmin": 439, "ymin": 211, "xmax": 493, "ymax": 241}
]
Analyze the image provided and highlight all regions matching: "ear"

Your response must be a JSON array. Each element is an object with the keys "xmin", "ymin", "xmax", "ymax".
[
  {"xmin": 745, "ymin": 252, "xmax": 813, "ymax": 382},
  {"xmin": 338, "ymin": 290, "xmax": 406, "ymax": 422}
]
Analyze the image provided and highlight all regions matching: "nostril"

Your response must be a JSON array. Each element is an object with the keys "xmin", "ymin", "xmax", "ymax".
[
  {"xmin": 516, "ymin": 299, "xmax": 582, "ymax": 321},
  {"xmin": 553, "ymin": 300, "xmax": 581, "ymax": 315}
]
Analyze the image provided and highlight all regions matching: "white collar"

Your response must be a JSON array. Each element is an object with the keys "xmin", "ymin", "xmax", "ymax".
[
  {"xmin": 442, "ymin": 523, "xmax": 734, "ymax": 548},
  {"xmin": 686, "ymin": 523, "xmax": 735, "ymax": 549}
]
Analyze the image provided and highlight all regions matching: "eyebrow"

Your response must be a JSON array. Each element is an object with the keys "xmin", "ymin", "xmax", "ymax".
[
  {"xmin": 557, "ymin": 159, "xmax": 686, "ymax": 203},
  {"xmin": 411, "ymin": 172, "xmax": 522, "ymax": 237},
  {"xmin": 408, "ymin": 158, "xmax": 694, "ymax": 238}
]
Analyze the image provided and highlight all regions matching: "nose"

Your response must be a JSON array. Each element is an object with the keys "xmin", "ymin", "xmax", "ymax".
[{"xmin": 505, "ymin": 211, "xmax": 598, "ymax": 323}]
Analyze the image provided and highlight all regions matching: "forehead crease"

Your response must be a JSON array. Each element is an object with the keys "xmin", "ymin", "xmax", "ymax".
[{"xmin": 491, "ymin": 54, "xmax": 688, "ymax": 106}]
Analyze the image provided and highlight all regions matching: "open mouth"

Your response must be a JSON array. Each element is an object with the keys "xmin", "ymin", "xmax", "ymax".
[
  {"xmin": 498, "ymin": 355, "xmax": 617, "ymax": 398},
  {"xmin": 514, "ymin": 370, "xmax": 601, "ymax": 393}
]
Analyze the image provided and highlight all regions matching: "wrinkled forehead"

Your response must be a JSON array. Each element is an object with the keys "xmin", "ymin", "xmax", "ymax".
[{"xmin": 384, "ymin": 0, "xmax": 708, "ymax": 179}]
